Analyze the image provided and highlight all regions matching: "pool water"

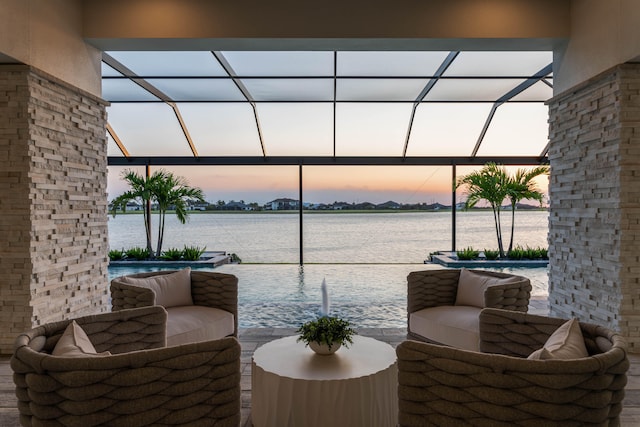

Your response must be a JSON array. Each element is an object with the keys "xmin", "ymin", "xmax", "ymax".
[{"xmin": 108, "ymin": 264, "xmax": 549, "ymax": 329}]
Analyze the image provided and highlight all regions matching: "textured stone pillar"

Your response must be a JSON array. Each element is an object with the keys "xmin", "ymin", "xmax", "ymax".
[
  {"xmin": 547, "ymin": 63, "xmax": 640, "ymax": 352},
  {"xmin": 0, "ymin": 65, "xmax": 109, "ymax": 354}
]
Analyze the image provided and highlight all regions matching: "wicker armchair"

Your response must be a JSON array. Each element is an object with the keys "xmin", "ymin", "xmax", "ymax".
[
  {"xmin": 111, "ymin": 270, "xmax": 238, "ymax": 345},
  {"xmin": 397, "ymin": 308, "xmax": 629, "ymax": 427},
  {"xmin": 11, "ymin": 306, "xmax": 241, "ymax": 427},
  {"xmin": 407, "ymin": 268, "xmax": 531, "ymax": 350}
]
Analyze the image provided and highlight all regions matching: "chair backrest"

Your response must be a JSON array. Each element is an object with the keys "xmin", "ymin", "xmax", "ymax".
[
  {"xmin": 11, "ymin": 306, "xmax": 241, "ymax": 427},
  {"xmin": 398, "ymin": 308, "xmax": 629, "ymax": 426}
]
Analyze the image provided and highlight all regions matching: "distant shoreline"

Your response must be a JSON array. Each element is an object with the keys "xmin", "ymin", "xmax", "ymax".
[{"xmin": 112, "ymin": 208, "xmax": 548, "ymax": 215}]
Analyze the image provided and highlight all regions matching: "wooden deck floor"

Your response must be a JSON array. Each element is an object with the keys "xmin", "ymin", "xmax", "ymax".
[{"xmin": 2, "ymin": 298, "xmax": 639, "ymax": 426}]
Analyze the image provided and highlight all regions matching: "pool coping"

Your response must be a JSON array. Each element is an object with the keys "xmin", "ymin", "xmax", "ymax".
[
  {"xmin": 109, "ymin": 251, "xmax": 230, "ymax": 268},
  {"xmin": 428, "ymin": 251, "xmax": 549, "ymax": 268}
]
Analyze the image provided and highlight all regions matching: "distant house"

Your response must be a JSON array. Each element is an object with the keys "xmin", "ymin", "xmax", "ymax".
[
  {"xmin": 376, "ymin": 201, "xmax": 401, "ymax": 209},
  {"xmin": 188, "ymin": 201, "xmax": 209, "ymax": 211},
  {"xmin": 265, "ymin": 198, "xmax": 299, "ymax": 211},
  {"xmin": 332, "ymin": 202, "xmax": 350, "ymax": 210},
  {"xmin": 125, "ymin": 201, "xmax": 142, "ymax": 211},
  {"xmin": 425, "ymin": 202, "xmax": 449, "ymax": 211},
  {"xmin": 353, "ymin": 202, "xmax": 376, "ymax": 210},
  {"xmin": 222, "ymin": 201, "xmax": 252, "ymax": 211}
]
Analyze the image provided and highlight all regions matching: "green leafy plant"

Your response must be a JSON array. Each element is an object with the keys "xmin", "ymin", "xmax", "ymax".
[
  {"xmin": 229, "ymin": 253, "xmax": 242, "ymax": 263},
  {"xmin": 483, "ymin": 249, "xmax": 500, "ymax": 260},
  {"xmin": 457, "ymin": 163, "xmax": 549, "ymax": 258},
  {"xmin": 537, "ymin": 247, "xmax": 549, "ymax": 259},
  {"xmin": 182, "ymin": 245, "xmax": 206, "ymax": 261},
  {"xmin": 160, "ymin": 248, "xmax": 183, "ymax": 261},
  {"xmin": 110, "ymin": 169, "xmax": 205, "ymax": 258},
  {"xmin": 125, "ymin": 247, "xmax": 150, "ymax": 261},
  {"xmin": 108, "ymin": 249, "xmax": 126, "ymax": 261},
  {"xmin": 297, "ymin": 316, "xmax": 356, "ymax": 350},
  {"xmin": 507, "ymin": 245, "xmax": 526, "ymax": 260},
  {"xmin": 456, "ymin": 247, "xmax": 480, "ymax": 260}
]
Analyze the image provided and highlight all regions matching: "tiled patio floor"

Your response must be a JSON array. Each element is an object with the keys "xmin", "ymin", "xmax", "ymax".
[{"xmin": 2, "ymin": 297, "xmax": 639, "ymax": 426}]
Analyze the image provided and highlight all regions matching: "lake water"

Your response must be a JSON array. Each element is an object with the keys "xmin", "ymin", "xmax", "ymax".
[
  {"xmin": 108, "ymin": 210, "xmax": 549, "ymax": 264},
  {"xmin": 108, "ymin": 211, "xmax": 549, "ymax": 328}
]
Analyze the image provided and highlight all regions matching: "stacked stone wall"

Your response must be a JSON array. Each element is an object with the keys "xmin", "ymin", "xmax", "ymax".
[
  {"xmin": 548, "ymin": 63, "xmax": 640, "ymax": 352},
  {"xmin": 0, "ymin": 66, "xmax": 109, "ymax": 354},
  {"xmin": 0, "ymin": 67, "xmax": 34, "ymax": 352}
]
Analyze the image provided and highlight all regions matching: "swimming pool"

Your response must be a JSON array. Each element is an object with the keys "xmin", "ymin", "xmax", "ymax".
[{"xmin": 108, "ymin": 264, "xmax": 549, "ymax": 329}]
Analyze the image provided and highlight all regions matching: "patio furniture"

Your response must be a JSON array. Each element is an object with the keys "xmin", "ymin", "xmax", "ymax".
[
  {"xmin": 252, "ymin": 335, "xmax": 398, "ymax": 427},
  {"xmin": 11, "ymin": 306, "xmax": 241, "ymax": 427},
  {"xmin": 397, "ymin": 308, "xmax": 629, "ymax": 426},
  {"xmin": 111, "ymin": 268, "xmax": 238, "ymax": 346},
  {"xmin": 407, "ymin": 268, "xmax": 531, "ymax": 350}
]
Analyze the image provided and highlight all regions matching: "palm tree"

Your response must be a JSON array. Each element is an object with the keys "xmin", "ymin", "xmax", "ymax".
[
  {"xmin": 110, "ymin": 169, "xmax": 205, "ymax": 257},
  {"xmin": 505, "ymin": 165, "xmax": 550, "ymax": 252},
  {"xmin": 110, "ymin": 170, "xmax": 160, "ymax": 255},
  {"xmin": 152, "ymin": 171, "xmax": 205, "ymax": 256},
  {"xmin": 457, "ymin": 163, "xmax": 510, "ymax": 257}
]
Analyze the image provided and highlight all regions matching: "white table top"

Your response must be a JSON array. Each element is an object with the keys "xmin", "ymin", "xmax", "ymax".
[
  {"xmin": 251, "ymin": 334, "xmax": 398, "ymax": 427},
  {"xmin": 252, "ymin": 335, "xmax": 396, "ymax": 381}
]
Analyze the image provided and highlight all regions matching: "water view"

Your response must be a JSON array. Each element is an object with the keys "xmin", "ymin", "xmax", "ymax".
[
  {"xmin": 108, "ymin": 210, "xmax": 549, "ymax": 264},
  {"xmin": 108, "ymin": 210, "xmax": 549, "ymax": 328}
]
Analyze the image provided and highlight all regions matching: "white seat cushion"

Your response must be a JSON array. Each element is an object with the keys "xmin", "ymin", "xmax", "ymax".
[
  {"xmin": 410, "ymin": 305, "xmax": 482, "ymax": 351},
  {"xmin": 120, "ymin": 268, "xmax": 193, "ymax": 308},
  {"xmin": 166, "ymin": 305, "xmax": 235, "ymax": 347}
]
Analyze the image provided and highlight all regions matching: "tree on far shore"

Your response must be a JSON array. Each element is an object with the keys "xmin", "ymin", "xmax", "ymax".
[{"xmin": 110, "ymin": 169, "xmax": 205, "ymax": 258}]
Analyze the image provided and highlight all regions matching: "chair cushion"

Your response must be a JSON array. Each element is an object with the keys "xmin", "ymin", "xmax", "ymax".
[
  {"xmin": 410, "ymin": 305, "xmax": 482, "ymax": 351},
  {"xmin": 52, "ymin": 321, "xmax": 111, "ymax": 357},
  {"xmin": 455, "ymin": 268, "xmax": 518, "ymax": 308},
  {"xmin": 121, "ymin": 267, "xmax": 193, "ymax": 308},
  {"xmin": 528, "ymin": 318, "xmax": 589, "ymax": 360},
  {"xmin": 166, "ymin": 305, "xmax": 235, "ymax": 347}
]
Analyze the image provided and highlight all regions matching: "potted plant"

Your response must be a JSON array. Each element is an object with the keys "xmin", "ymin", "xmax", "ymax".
[{"xmin": 297, "ymin": 316, "xmax": 356, "ymax": 355}]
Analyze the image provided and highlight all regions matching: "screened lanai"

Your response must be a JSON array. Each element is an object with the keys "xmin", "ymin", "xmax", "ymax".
[
  {"xmin": 103, "ymin": 50, "xmax": 552, "ymax": 162},
  {"xmin": 103, "ymin": 50, "xmax": 552, "ymax": 264}
]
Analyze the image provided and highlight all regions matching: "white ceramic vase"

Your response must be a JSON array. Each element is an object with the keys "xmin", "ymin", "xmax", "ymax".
[{"xmin": 309, "ymin": 341, "xmax": 341, "ymax": 355}]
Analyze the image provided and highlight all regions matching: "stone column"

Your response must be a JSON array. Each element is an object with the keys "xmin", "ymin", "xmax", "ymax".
[
  {"xmin": 547, "ymin": 63, "xmax": 640, "ymax": 352},
  {"xmin": 0, "ymin": 65, "xmax": 109, "ymax": 354}
]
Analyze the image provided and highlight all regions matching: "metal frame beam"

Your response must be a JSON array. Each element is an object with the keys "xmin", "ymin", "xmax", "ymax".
[
  {"xmin": 103, "ymin": 53, "xmax": 199, "ymax": 157},
  {"xmin": 211, "ymin": 51, "xmax": 267, "ymax": 157},
  {"xmin": 471, "ymin": 64, "xmax": 553, "ymax": 157},
  {"xmin": 108, "ymin": 155, "xmax": 548, "ymax": 167},
  {"xmin": 402, "ymin": 51, "xmax": 459, "ymax": 157}
]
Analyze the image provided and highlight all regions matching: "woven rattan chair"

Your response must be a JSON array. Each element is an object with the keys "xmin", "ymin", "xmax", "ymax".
[
  {"xmin": 11, "ymin": 306, "xmax": 241, "ymax": 427},
  {"xmin": 397, "ymin": 308, "xmax": 629, "ymax": 427},
  {"xmin": 111, "ymin": 270, "xmax": 238, "ymax": 345},
  {"xmin": 407, "ymin": 268, "xmax": 531, "ymax": 350}
]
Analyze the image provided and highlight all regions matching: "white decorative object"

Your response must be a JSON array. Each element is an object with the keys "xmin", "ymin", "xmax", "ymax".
[
  {"xmin": 309, "ymin": 340, "xmax": 341, "ymax": 355},
  {"xmin": 320, "ymin": 277, "xmax": 330, "ymax": 316}
]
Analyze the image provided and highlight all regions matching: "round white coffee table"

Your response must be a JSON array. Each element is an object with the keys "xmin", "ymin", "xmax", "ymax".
[{"xmin": 251, "ymin": 335, "xmax": 398, "ymax": 427}]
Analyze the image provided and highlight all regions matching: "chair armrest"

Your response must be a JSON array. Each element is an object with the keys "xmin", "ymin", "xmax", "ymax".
[
  {"xmin": 397, "ymin": 338, "xmax": 628, "ymax": 426},
  {"xmin": 11, "ymin": 306, "xmax": 168, "ymax": 375},
  {"xmin": 407, "ymin": 269, "xmax": 460, "ymax": 314},
  {"xmin": 191, "ymin": 271, "xmax": 238, "ymax": 336},
  {"xmin": 110, "ymin": 279, "xmax": 155, "ymax": 309},
  {"xmin": 479, "ymin": 308, "xmax": 574, "ymax": 357},
  {"xmin": 483, "ymin": 277, "xmax": 532, "ymax": 312},
  {"xmin": 12, "ymin": 335, "xmax": 241, "ymax": 426}
]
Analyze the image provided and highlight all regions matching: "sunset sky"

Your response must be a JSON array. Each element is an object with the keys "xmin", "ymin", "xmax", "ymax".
[
  {"xmin": 104, "ymin": 51, "xmax": 551, "ymax": 206},
  {"xmin": 107, "ymin": 164, "xmax": 549, "ymax": 206}
]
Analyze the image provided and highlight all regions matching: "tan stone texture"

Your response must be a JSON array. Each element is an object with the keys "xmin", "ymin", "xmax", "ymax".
[
  {"xmin": 548, "ymin": 63, "xmax": 640, "ymax": 352},
  {"xmin": 0, "ymin": 65, "xmax": 109, "ymax": 354}
]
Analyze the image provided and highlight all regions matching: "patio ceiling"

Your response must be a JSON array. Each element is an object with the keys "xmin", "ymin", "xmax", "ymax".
[{"xmin": 103, "ymin": 50, "xmax": 552, "ymax": 166}]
